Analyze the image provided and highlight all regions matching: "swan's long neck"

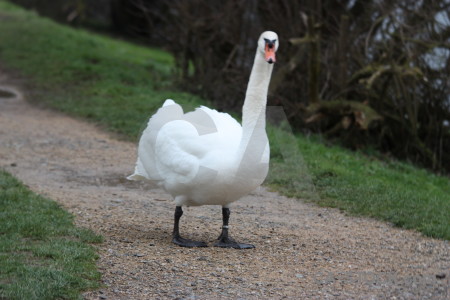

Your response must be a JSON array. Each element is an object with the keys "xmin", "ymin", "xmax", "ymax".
[
  {"xmin": 241, "ymin": 50, "xmax": 273, "ymax": 145},
  {"xmin": 226, "ymin": 46, "xmax": 274, "ymax": 195},
  {"xmin": 233, "ymin": 49, "xmax": 273, "ymax": 178}
]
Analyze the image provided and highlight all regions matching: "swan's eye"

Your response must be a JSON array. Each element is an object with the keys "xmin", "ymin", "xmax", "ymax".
[{"xmin": 264, "ymin": 38, "xmax": 277, "ymax": 49}]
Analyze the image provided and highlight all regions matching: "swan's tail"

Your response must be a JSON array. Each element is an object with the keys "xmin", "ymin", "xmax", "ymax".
[
  {"xmin": 126, "ymin": 173, "xmax": 146, "ymax": 181},
  {"xmin": 127, "ymin": 158, "xmax": 149, "ymax": 181}
]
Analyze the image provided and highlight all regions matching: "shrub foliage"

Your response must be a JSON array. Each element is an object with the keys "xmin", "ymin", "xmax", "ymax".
[{"xmin": 11, "ymin": 0, "xmax": 450, "ymax": 173}]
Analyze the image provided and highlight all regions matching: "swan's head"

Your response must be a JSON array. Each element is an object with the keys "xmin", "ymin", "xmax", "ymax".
[{"xmin": 258, "ymin": 31, "xmax": 279, "ymax": 64}]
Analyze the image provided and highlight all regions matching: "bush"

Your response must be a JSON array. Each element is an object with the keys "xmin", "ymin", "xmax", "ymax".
[{"xmin": 11, "ymin": 0, "xmax": 450, "ymax": 174}]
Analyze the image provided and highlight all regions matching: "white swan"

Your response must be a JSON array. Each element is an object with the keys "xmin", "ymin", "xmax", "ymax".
[{"xmin": 128, "ymin": 31, "xmax": 279, "ymax": 248}]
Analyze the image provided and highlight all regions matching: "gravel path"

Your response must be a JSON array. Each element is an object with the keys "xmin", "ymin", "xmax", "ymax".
[{"xmin": 0, "ymin": 74, "xmax": 449, "ymax": 299}]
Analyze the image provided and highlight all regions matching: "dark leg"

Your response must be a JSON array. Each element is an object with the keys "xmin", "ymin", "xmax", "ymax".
[
  {"xmin": 214, "ymin": 207, "xmax": 255, "ymax": 249},
  {"xmin": 172, "ymin": 206, "xmax": 207, "ymax": 247}
]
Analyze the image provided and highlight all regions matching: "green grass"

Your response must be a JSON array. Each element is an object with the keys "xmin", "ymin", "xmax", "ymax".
[
  {"xmin": 0, "ymin": 0, "xmax": 448, "ymax": 260},
  {"xmin": 266, "ymin": 129, "xmax": 450, "ymax": 239},
  {"xmin": 0, "ymin": 170, "xmax": 102, "ymax": 300},
  {"xmin": 0, "ymin": 0, "xmax": 202, "ymax": 139}
]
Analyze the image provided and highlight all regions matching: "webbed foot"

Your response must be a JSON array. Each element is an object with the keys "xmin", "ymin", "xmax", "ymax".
[
  {"xmin": 172, "ymin": 235, "xmax": 208, "ymax": 248},
  {"xmin": 214, "ymin": 236, "xmax": 254, "ymax": 249}
]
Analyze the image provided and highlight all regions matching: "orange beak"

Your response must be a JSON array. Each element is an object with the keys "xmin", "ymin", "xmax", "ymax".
[{"xmin": 265, "ymin": 43, "xmax": 276, "ymax": 64}]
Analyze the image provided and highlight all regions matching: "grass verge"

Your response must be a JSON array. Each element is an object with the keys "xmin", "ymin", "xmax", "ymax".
[
  {"xmin": 0, "ymin": 0, "xmax": 449, "ymax": 249},
  {"xmin": 0, "ymin": 170, "xmax": 102, "ymax": 299},
  {"xmin": 267, "ymin": 130, "xmax": 450, "ymax": 239},
  {"xmin": 0, "ymin": 0, "xmax": 202, "ymax": 140}
]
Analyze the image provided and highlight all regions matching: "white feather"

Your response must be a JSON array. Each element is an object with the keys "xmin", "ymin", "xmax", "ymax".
[{"xmin": 128, "ymin": 31, "xmax": 278, "ymax": 208}]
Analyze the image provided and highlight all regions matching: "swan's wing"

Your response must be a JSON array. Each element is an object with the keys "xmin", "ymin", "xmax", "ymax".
[
  {"xmin": 153, "ymin": 106, "xmax": 243, "ymax": 183},
  {"xmin": 154, "ymin": 119, "xmax": 221, "ymax": 187},
  {"xmin": 190, "ymin": 106, "xmax": 242, "ymax": 148},
  {"xmin": 196, "ymin": 106, "xmax": 241, "ymax": 131},
  {"xmin": 128, "ymin": 101, "xmax": 243, "ymax": 185},
  {"xmin": 128, "ymin": 99, "xmax": 184, "ymax": 181}
]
